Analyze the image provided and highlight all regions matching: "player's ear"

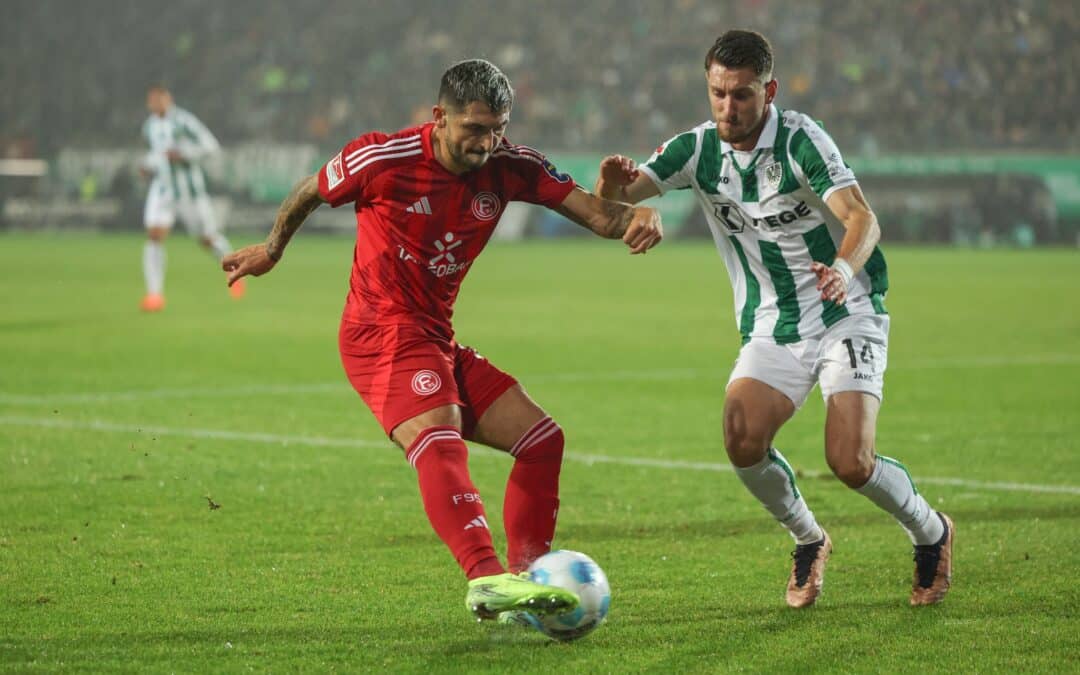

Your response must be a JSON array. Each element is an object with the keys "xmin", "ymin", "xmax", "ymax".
[
  {"xmin": 433, "ymin": 104, "xmax": 447, "ymax": 127},
  {"xmin": 765, "ymin": 79, "xmax": 778, "ymax": 104}
]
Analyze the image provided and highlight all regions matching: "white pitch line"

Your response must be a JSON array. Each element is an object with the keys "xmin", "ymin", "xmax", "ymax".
[
  {"xmin": 2, "ymin": 353, "xmax": 1079, "ymax": 406},
  {"xmin": 0, "ymin": 415, "xmax": 388, "ymax": 450},
  {"xmin": 0, "ymin": 383, "xmax": 348, "ymax": 405},
  {"xmin": 2, "ymin": 415, "xmax": 1078, "ymax": 497}
]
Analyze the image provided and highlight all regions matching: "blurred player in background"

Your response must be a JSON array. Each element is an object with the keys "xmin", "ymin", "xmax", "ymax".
[
  {"xmin": 139, "ymin": 85, "xmax": 242, "ymax": 311},
  {"xmin": 596, "ymin": 30, "xmax": 953, "ymax": 608},
  {"xmin": 222, "ymin": 59, "xmax": 662, "ymax": 622}
]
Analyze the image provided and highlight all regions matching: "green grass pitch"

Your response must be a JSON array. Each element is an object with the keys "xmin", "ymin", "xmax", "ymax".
[{"xmin": 2, "ymin": 232, "xmax": 1078, "ymax": 672}]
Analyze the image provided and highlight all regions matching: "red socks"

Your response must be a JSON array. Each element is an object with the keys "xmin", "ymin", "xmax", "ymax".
[
  {"xmin": 504, "ymin": 416, "xmax": 564, "ymax": 573},
  {"xmin": 406, "ymin": 419, "xmax": 565, "ymax": 578},
  {"xmin": 407, "ymin": 426, "xmax": 503, "ymax": 580}
]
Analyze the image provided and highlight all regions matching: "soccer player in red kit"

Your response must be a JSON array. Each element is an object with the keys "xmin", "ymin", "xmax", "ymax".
[{"xmin": 222, "ymin": 59, "xmax": 663, "ymax": 622}]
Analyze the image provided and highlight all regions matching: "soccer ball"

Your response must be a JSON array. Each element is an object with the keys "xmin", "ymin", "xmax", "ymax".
[{"xmin": 525, "ymin": 550, "xmax": 610, "ymax": 641}]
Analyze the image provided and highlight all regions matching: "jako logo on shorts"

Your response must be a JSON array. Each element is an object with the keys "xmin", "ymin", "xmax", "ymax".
[{"xmin": 411, "ymin": 370, "xmax": 442, "ymax": 395}]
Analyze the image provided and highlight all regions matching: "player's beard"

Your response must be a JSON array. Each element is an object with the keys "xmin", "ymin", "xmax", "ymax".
[
  {"xmin": 716, "ymin": 107, "xmax": 768, "ymax": 145},
  {"xmin": 454, "ymin": 146, "xmax": 489, "ymax": 171}
]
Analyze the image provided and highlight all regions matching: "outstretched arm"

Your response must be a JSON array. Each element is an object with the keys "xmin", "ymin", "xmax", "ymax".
[
  {"xmin": 811, "ymin": 185, "xmax": 881, "ymax": 305},
  {"xmin": 553, "ymin": 187, "xmax": 662, "ymax": 254},
  {"xmin": 222, "ymin": 174, "xmax": 325, "ymax": 286}
]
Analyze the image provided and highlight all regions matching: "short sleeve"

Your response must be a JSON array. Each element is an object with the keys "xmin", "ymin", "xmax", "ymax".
[
  {"xmin": 318, "ymin": 132, "xmax": 395, "ymax": 208},
  {"xmin": 497, "ymin": 144, "xmax": 577, "ymax": 208},
  {"xmin": 788, "ymin": 117, "xmax": 857, "ymax": 202},
  {"xmin": 638, "ymin": 132, "xmax": 696, "ymax": 195}
]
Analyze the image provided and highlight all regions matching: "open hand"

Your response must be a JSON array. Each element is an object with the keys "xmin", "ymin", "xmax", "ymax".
[
  {"xmin": 222, "ymin": 244, "xmax": 277, "ymax": 287},
  {"xmin": 599, "ymin": 155, "xmax": 640, "ymax": 186}
]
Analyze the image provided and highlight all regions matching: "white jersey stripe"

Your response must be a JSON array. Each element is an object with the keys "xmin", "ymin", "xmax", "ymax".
[
  {"xmin": 345, "ymin": 135, "xmax": 421, "ymax": 165},
  {"xmin": 348, "ymin": 148, "xmax": 423, "ymax": 176},
  {"xmin": 347, "ymin": 142, "xmax": 422, "ymax": 171}
]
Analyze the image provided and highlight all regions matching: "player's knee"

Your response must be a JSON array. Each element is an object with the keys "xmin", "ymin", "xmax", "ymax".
[
  {"xmin": 199, "ymin": 236, "xmax": 212, "ymax": 248},
  {"xmin": 723, "ymin": 404, "xmax": 770, "ymax": 466},
  {"xmin": 827, "ymin": 446, "xmax": 875, "ymax": 488},
  {"xmin": 147, "ymin": 228, "xmax": 167, "ymax": 242}
]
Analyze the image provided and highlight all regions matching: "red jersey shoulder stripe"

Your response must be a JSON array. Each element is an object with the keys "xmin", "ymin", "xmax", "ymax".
[{"xmin": 492, "ymin": 143, "xmax": 546, "ymax": 166}]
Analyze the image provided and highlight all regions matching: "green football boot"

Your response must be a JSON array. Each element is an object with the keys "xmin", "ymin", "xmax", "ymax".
[
  {"xmin": 496, "ymin": 610, "xmax": 536, "ymax": 628},
  {"xmin": 465, "ymin": 572, "xmax": 579, "ymax": 621}
]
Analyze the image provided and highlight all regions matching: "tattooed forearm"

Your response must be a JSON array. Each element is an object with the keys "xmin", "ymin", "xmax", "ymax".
[
  {"xmin": 265, "ymin": 174, "xmax": 323, "ymax": 260},
  {"xmin": 594, "ymin": 198, "xmax": 635, "ymax": 239}
]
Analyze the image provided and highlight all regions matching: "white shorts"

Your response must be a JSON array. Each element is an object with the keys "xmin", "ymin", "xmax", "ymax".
[
  {"xmin": 144, "ymin": 180, "xmax": 219, "ymax": 237},
  {"xmin": 727, "ymin": 314, "xmax": 890, "ymax": 408}
]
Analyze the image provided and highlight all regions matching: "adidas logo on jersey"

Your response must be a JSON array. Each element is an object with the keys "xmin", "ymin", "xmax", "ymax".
[{"xmin": 406, "ymin": 196, "xmax": 432, "ymax": 215}]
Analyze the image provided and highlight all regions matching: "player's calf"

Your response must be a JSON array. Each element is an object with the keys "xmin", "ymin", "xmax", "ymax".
[
  {"xmin": 503, "ymin": 416, "xmax": 563, "ymax": 573},
  {"xmin": 407, "ymin": 426, "xmax": 503, "ymax": 579}
]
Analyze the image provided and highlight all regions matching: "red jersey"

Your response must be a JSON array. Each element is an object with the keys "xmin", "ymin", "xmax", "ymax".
[{"xmin": 318, "ymin": 122, "xmax": 577, "ymax": 338}]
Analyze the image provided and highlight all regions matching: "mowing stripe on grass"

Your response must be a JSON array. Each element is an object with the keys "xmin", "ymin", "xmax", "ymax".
[
  {"xmin": 3, "ymin": 354, "xmax": 1079, "ymax": 406},
  {"xmin": 3, "ymin": 414, "xmax": 1078, "ymax": 496}
]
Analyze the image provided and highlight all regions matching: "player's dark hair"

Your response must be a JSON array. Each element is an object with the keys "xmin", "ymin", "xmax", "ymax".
[
  {"xmin": 704, "ymin": 30, "xmax": 774, "ymax": 81},
  {"xmin": 438, "ymin": 59, "xmax": 514, "ymax": 113}
]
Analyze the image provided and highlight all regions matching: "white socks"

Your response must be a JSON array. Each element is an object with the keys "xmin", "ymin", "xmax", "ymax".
[
  {"xmin": 735, "ymin": 448, "xmax": 824, "ymax": 545},
  {"xmin": 143, "ymin": 240, "xmax": 166, "ymax": 295},
  {"xmin": 857, "ymin": 455, "xmax": 944, "ymax": 545}
]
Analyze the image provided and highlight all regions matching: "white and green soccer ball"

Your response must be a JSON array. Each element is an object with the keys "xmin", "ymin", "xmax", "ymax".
[{"xmin": 525, "ymin": 550, "xmax": 610, "ymax": 641}]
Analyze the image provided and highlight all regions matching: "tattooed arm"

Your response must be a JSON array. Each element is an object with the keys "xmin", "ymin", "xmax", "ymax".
[
  {"xmin": 222, "ymin": 174, "xmax": 325, "ymax": 286},
  {"xmin": 553, "ymin": 187, "xmax": 663, "ymax": 254}
]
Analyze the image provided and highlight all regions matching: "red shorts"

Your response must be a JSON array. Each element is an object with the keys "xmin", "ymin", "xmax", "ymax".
[{"xmin": 338, "ymin": 320, "xmax": 518, "ymax": 437}]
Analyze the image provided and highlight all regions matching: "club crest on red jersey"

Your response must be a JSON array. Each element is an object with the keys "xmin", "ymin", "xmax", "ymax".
[
  {"xmin": 411, "ymin": 370, "xmax": 442, "ymax": 395},
  {"xmin": 471, "ymin": 192, "xmax": 500, "ymax": 221}
]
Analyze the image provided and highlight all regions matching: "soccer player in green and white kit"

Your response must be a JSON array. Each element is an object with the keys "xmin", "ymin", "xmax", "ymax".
[
  {"xmin": 596, "ymin": 30, "xmax": 953, "ymax": 607},
  {"xmin": 139, "ymin": 85, "xmax": 243, "ymax": 312}
]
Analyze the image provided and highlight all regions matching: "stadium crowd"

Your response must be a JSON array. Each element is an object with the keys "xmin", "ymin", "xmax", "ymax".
[{"xmin": 4, "ymin": 0, "xmax": 1078, "ymax": 157}]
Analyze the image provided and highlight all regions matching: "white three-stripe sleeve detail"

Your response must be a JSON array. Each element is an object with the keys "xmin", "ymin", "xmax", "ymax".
[
  {"xmin": 345, "ymin": 136, "xmax": 421, "ymax": 166},
  {"xmin": 348, "ymin": 149, "xmax": 424, "ymax": 176}
]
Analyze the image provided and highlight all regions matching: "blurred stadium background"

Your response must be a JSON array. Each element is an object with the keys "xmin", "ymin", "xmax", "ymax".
[{"xmin": 2, "ymin": 0, "xmax": 1078, "ymax": 245}]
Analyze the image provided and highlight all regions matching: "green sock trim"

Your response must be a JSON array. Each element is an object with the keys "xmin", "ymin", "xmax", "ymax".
[
  {"xmin": 878, "ymin": 454, "xmax": 918, "ymax": 495},
  {"xmin": 767, "ymin": 448, "xmax": 801, "ymax": 500}
]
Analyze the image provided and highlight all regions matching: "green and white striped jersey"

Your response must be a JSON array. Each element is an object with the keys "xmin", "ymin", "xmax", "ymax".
[
  {"xmin": 142, "ymin": 105, "xmax": 220, "ymax": 201},
  {"xmin": 639, "ymin": 104, "xmax": 888, "ymax": 344}
]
